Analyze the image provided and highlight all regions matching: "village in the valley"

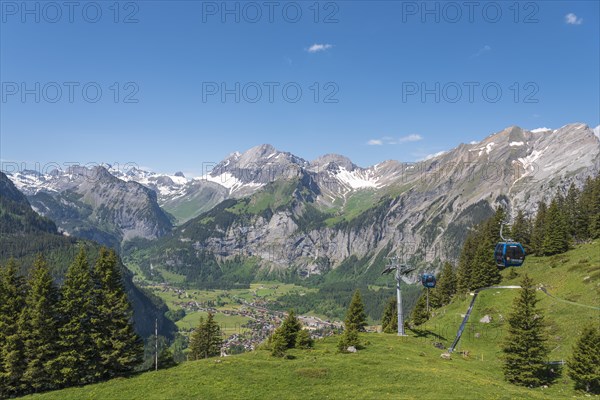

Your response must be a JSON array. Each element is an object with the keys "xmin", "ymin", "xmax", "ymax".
[{"xmin": 146, "ymin": 282, "xmax": 343, "ymax": 354}]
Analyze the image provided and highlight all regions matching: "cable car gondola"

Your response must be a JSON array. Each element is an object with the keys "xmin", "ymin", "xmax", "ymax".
[
  {"xmin": 494, "ymin": 220, "xmax": 526, "ymax": 268},
  {"xmin": 494, "ymin": 242, "xmax": 525, "ymax": 268},
  {"xmin": 421, "ymin": 273, "xmax": 436, "ymax": 288}
]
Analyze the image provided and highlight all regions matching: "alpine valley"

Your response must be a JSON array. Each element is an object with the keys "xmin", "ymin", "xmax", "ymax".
[{"xmin": 5, "ymin": 123, "xmax": 599, "ymax": 290}]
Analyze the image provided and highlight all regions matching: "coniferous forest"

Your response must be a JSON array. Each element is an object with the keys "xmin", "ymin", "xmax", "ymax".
[{"xmin": 0, "ymin": 248, "xmax": 143, "ymax": 397}]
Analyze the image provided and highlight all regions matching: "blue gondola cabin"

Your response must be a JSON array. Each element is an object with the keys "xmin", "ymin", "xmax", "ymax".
[
  {"xmin": 494, "ymin": 242, "xmax": 526, "ymax": 268},
  {"xmin": 421, "ymin": 274, "xmax": 436, "ymax": 288}
]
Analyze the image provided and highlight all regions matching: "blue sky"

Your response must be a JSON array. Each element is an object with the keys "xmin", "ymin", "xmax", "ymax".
[{"xmin": 1, "ymin": 0, "xmax": 598, "ymax": 176}]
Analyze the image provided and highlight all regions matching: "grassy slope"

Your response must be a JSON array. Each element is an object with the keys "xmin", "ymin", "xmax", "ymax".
[
  {"xmin": 422, "ymin": 241, "xmax": 599, "ymax": 362},
  {"xmin": 27, "ymin": 243, "xmax": 600, "ymax": 400},
  {"xmin": 29, "ymin": 334, "xmax": 564, "ymax": 400}
]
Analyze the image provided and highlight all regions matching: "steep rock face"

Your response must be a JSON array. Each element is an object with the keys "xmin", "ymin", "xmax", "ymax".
[
  {"xmin": 11, "ymin": 166, "xmax": 172, "ymax": 247},
  {"xmin": 133, "ymin": 124, "xmax": 600, "ymax": 283}
]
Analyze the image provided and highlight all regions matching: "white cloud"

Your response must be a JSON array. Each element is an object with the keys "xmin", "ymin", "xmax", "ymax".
[
  {"xmin": 565, "ymin": 13, "xmax": 583, "ymax": 25},
  {"xmin": 367, "ymin": 134, "xmax": 423, "ymax": 146},
  {"xmin": 398, "ymin": 134, "xmax": 423, "ymax": 143},
  {"xmin": 470, "ymin": 45, "xmax": 491, "ymax": 58},
  {"xmin": 307, "ymin": 44, "xmax": 333, "ymax": 53},
  {"xmin": 593, "ymin": 125, "xmax": 600, "ymax": 139},
  {"xmin": 469, "ymin": 140, "xmax": 478, "ymax": 145}
]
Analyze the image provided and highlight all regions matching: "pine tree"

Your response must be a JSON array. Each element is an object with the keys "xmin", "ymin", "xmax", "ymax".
[
  {"xmin": 531, "ymin": 201, "xmax": 548, "ymax": 255},
  {"xmin": 189, "ymin": 313, "xmax": 222, "ymax": 360},
  {"xmin": 433, "ymin": 262, "xmax": 457, "ymax": 306},
  {"xmin": 344, "ymin": 289, "xmax": 367, "ymax": 332},
  {"xmin": 270, "ymin": 330, "xmax": 288, "ymax": 358},
  {"xmin": 541, "ymin": 198, "xmax": 569, "ymax": 256},
  {"xmin": 568, "ymin": 324, "xmax": 600, "ymax": 394},
  {"xmin": 471, "ymin": 217, "xmax": 501, "ymax": 289},
  {"xmin": 188, "ymin": 316, "xmax": 205, "ymax": 361},
  {"xmin": 0, "ymin": 258, "xmax": 26, "ymax": 397},
  {"xmin": 277, "ymin": 310, "xmax": 302, "ymax": 349},
  {"xmin": 381, "ymin": 297, "xmax": 398, "ymax": 333},
  {"xmin": 502, "ymin": 274, "xmax": 549, "ymax": 387},
  {"xmin": 457, "ymin": 230, "xmax": 478, "ymax": 293},
  {"xmin": 410, "ymin": 292, "xmax": 429, "ymax": 326},
  {"xmin": 564, "ymin": 183, "xmax": 581, "ymax": 239},
  {"xmin": 295, "ymin": 329, "xmax": 314, "ymax": 349},
  {"xmin": 54, "ymin": 247, "xmax": 97, "ymax": 387},
  {"xmin": 511, "ymin": 209, "xmax": 531, "ymax": 254},
  {"xmin": 337, "ymin": 327, "xmax": 360, "ymax": 352},
  {"xmin": 575, "ymin": 177, "xmax": 594, "ymax": 239},
  {"xmin": 19, "ymin": 255, "xmax": 60, "ymax": 393},
  {"xmin": 91, "ymin": 248, "xmax": 143, "ymax": 379},
  {"xmin": 205, "ymin": 313, "xmax": 223, "ymax": 358},
  {"xmin": 589, "ymin": 175, "xmax": 600, "ymax": 239}
]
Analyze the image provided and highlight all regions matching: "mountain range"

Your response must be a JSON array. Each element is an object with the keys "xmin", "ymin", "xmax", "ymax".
[{"xmin": 5, "ymin": 123, "xmax": 600, "ymax": 286}]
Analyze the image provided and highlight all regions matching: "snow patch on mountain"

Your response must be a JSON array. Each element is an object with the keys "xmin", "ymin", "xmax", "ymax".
[
  {"xmin": 200, "ymin": 172, "xmax": 264, "ymax": 193},
  {"xmin": 474, "ymin": 142, "xmax": 495, "ymax": 156},
  {"xmin": 518, "ymin": 150, "xmax": 543, "ymax": 173},
  {"xmin": 509, "ymin": 141, "xmax": 525, "ymax": 147},
  {"xmin": 594, "ymin": 125, "xmax": 600, "ymax": 139},
  {"xmin": 335, "ymin": 168, "xmax": 380, "ymax": 189}
]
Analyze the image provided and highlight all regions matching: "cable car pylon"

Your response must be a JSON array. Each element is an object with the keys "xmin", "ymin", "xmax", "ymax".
[{"xmin": 382, "ymin": 256, "xmax": 415, "ymax": 336}]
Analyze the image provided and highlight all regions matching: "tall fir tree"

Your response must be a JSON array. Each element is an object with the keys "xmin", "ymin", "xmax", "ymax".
[
  {"xmin": 344, "ymin": 289, "xmax": 367, "ymax": 332},
  {"xmin": 471, "ymin": 215, "xmax": 501, "ymax": 289},
  {"xmin": 19, "ymin": 255, "xmax": 61, "ymax": 393},
  {"xmin": 189, "ymin": 313, "xmax": 222, "ymax": 359},
  {"xmin": 567, "ymin": 324, "xmax": 600, "ymax": 394},
  {"xmin": 91, "ymin": 248, "xmax": 143, "ymax": 379},
  {"xmin": 541, "ymin": 197, "xmax": 569, "ymax": 256},
  {"xmin": 564, "ymin": 183, "xmax": 581, "ymax": 239},
  {"xmin": 410, "ymin": 292, "xmax": 429, "ymax": 326},
  {"xmin": 457, "ymin": 230, "xmax": 478, "ymax": 293},
  {"xmin": 276, "ymin": 310, "xmax": 302, "ymax": 349},
  {"xmin": 511, "ymin": 209, "xmax": 531, "ymax": 254},
  {"xmin": 431, "ymin": 262, "xmax": 457, "ymax": 307},
  {"xmin": 589, "ymin": 175, "xmax": 600, "ymax": 239},
  {"xmin": 531, "ymin": 201, "xmax": 548, "ymax": 255},
  {"xmin": 502, "ymin": 274, "xmax": 549, "ymax": 387},
  {"xmin": 381, "ymin": 297, "xmax": 397, "ymax": 333},
  {"xmin": 0, "ymin": 259, "xmax": 26, "ymax": 397},
  {"xmin": 188, "ymin": 316, "xmax": 205, "ymax": 361},
  {"xmin": 54, "ymin": 247, "xmax": 97, "ymax": 387},
  {"xmin": 295, "ymin": 329, "xmax": 314, "ymax": 349},
  {"xmin": 270, "ymin": 330, "xmax": 288, "ymax": 358}
]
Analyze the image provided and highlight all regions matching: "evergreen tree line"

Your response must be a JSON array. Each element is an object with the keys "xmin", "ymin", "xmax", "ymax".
[
  {"xmin": 0, "ymin": 248, "xmax": 143, "ymax": 398},
  {"xmin": 517, "ymin": 176, "xmax": 600, "ymax": 257}
]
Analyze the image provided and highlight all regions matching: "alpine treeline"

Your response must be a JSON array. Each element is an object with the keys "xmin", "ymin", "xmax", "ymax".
[{"xmin": 0, "ymin": 247, "xmax": 143, "ymax": 398}]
